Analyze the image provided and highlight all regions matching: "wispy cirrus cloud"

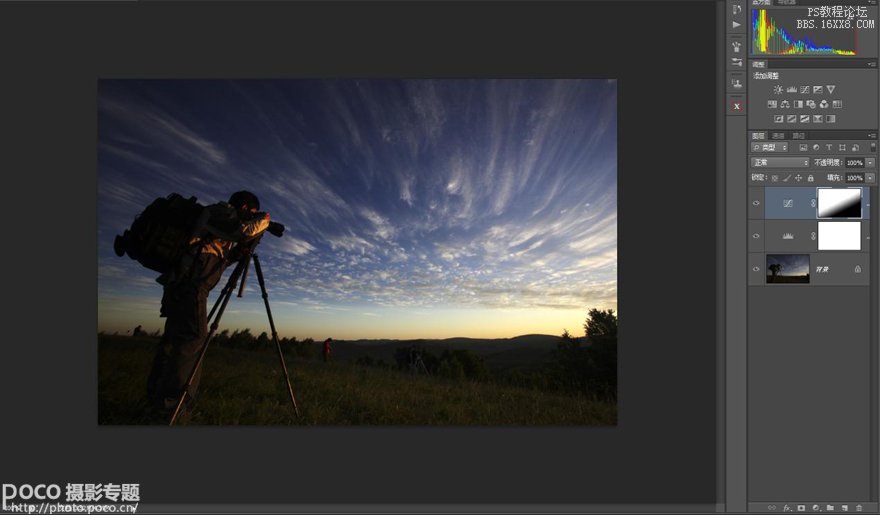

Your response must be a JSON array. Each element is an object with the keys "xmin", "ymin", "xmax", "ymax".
[
  {"xmin": 98, "ymin": 96, "xmax": 227, "ymax": 168},
  {"xmin": 98, "ymin": 79, "xmax": 617, "ymax": 336},
  {"xmin": 281, "ymin": 238, "xmax": 317, "ymax": 256}
]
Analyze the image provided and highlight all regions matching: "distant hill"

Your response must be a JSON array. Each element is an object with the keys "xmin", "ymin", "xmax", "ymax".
[
  {"xmin": 336, "ymin": 333, "xmax": 564, "ymax": 348},
  {"xmin": 327, "ymin": 334, "xmax": 584, "ymax": 372}
]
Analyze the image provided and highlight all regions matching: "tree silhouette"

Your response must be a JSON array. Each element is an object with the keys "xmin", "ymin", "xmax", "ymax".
[
  {"xmin": 768, "ymin": 263, "xmax": 783, "ymax": 282},
  {"xmin": 255, "ymin": 331, "xmax": 270, "ymax": 350},
  {"xmin": 547, "ymin": 309, "xmax": 618, "ymax": 397},
  {"xmin": 438, "ymin": 349, "xmax": 486, "ymax": 380},
  {"xmin": 585, "ymin": 308, "xmax": 618, "ymax": 398},
  {"xmin": 584, "ymin": 308, "xmax": 617, "ymax": 341},
  {"xmin": 228, "ymin": 328, "xmax": 254, "ymax": 349},
  {"xmin": 548, "ymin": 329, "xmax": 589, "ymax": 391},
  {"xmin": 214, "ymin": 329, "xmax": 230, "ymax": 347}
]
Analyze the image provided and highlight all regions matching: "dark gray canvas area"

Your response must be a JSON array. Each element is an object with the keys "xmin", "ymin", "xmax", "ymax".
[{"xmin": 0, "ymin": 0, "xmax": 718, "ymax": 507}]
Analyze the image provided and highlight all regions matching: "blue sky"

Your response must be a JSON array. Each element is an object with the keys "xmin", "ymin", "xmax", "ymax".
[{"xmin": 98, "ymin": 80, "xmax": 617, "ymax": 339}]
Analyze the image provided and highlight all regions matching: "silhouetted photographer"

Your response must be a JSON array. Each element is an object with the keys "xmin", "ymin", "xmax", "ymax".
[
  {"xmin": 115, "ymin": 188, "xmax": 299, "ymax": 424},
  {"xmin": 146, "ymin": 191, "xmax": 279, "ymax": 419}
]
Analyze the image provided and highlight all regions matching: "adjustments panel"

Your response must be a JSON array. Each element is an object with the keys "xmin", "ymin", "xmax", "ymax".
[{"xmin": 728, "ymin": 0, "xmax": 880, "ymax": 512}]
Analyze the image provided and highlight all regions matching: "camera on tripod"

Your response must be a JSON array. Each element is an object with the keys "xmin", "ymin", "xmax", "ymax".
[
  {"xmin": 113, "ymin": 193, "xmax": 301, "ymax": 425},
  {"xmin": 267, "ymin": 221, "xmax": 285, "ymax": 238},
  {"xmin": 245, "ymin": 211, "xmax": 285, "ymax": 238},
  {"xmin": 228, "ymin": 219, "xmax": 285, "ymax": 266},
  {"xmin": 169, "ymin": 215, "xmax": 299, "ymax": 425}
]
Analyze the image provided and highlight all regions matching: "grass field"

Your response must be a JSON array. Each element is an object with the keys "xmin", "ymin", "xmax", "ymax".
[{"xmin": 98, "ymin": 335, "xmax": 616, "ymax": 426}]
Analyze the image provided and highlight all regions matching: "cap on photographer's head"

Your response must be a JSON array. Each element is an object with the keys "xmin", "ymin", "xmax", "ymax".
[{"xmin": 228, "ymin": 190, "xmax": 260, "ymax": 213}]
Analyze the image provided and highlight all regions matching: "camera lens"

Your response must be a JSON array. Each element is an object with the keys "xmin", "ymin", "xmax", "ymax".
[{"xmin": 268, "ymin": 221, "xmax": 285, "ymax": 237}]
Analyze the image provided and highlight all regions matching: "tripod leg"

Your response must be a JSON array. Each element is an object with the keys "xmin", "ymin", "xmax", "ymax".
[
  {"xmin": 207, "ymin": 263, "xmax": 242, "ymax": 327},
  {"xmin": 237, "ymin": 254, "xmax": 252, "ymax": 298},
  {"xmin": 252, "ymin": 254, "xmax": 301, "ymax": 418},
  {"xmin": 168, "ymin": 257, "xmax": 248, "ymax": 426}
]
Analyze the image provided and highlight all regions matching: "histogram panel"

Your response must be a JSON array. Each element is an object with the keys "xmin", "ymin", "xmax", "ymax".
[{"xmin": 753, "ymin": 9, "xmax": 858, "ymax": 56}]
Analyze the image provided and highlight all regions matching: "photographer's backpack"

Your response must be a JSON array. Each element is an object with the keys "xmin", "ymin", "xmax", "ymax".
[{"xmin": 113, "ymin": 193, "xmax": 205, "ymax": 274}]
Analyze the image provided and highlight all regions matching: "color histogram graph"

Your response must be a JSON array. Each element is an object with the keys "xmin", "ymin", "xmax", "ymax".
[{"xmin": 753, "ymin": 9, "xmax": 857, "ymax": 55}]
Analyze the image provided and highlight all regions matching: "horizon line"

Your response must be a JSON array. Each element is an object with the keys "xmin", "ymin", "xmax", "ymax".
[{"xmin": 96, "ymin": 329, "xmax": 587, "ymax": 341}]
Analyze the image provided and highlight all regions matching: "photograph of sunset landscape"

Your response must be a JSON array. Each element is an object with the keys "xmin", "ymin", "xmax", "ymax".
[{"xmin": 97, "ymin": 79, "xmax": 618, "ymax": 425}]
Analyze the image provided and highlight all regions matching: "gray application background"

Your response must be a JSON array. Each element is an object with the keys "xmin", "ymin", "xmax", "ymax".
[
  {"xmin": 748, "ymin": 288, "xmax": 872, "ymax": 501},
  {"xmin": 0, "ymin": 1, "xmax": 720, "ymax": 511}
]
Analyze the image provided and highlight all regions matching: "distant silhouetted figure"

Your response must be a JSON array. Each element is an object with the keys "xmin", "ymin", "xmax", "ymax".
[
  {"xmin": 323, "ymin": 338, "xmax": 333, "ymax": 363},
  {"xmin": 132, "ymin": 325, "xmax": 144, "ymax": 338},
  {"xmin": 410, "ymin": 348, "xmax": 429, "ymax": 376}
]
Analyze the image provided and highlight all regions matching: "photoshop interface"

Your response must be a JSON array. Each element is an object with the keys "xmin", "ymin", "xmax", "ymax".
[
  {"xmin": 728, "ymin": 0, "xmax": 880, "ymax": 512},
  {"xmin": 2, "ymin": 1, "xmax": 880, "ymax": 514}
]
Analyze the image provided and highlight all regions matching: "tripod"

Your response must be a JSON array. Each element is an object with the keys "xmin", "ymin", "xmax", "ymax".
[
  {"xmin": 168, "ymin": 236, "xmax": 300, "ymax": 425},
  {"xmin": 410, "ymin": 351, "xmax": 430, "ymax": 376}
]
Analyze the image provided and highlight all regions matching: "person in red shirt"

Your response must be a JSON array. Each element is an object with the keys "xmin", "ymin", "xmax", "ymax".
[{"xmin": 323, "ymin": 338, "xmax": 333, "ymax": 363}]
